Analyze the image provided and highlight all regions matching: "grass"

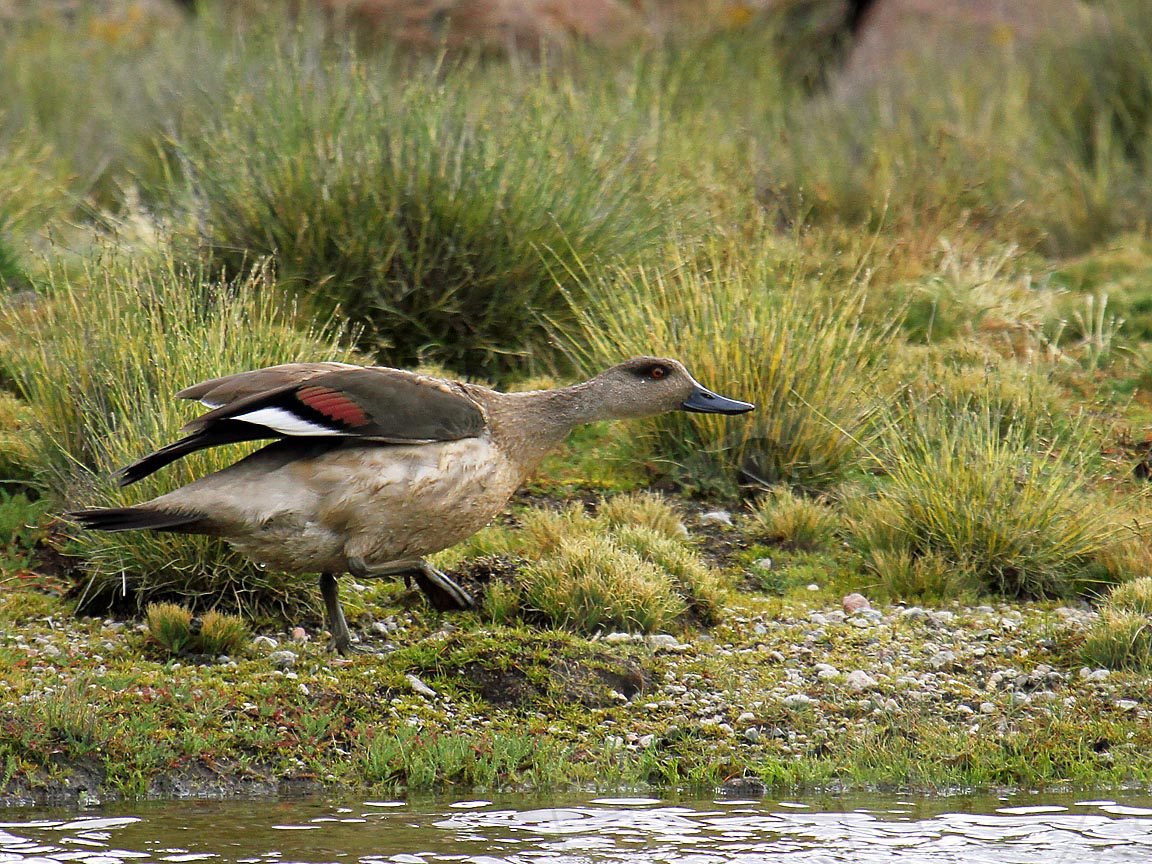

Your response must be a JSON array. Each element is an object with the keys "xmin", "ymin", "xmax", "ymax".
[
  {"xmin": 176, "ymin": 45, "xmax": 674, "ymax": 379},
  {"xmin": 0, "ymin": 249, "xmax": 359, "ymax": 616},
  {"xmin": 145, "ymin": 603, "xmax": 250, "ymax": 656},
  {"xmin": 762, "ymin": 0, "xmax": 1152, "ymax": 255},
  {"xmin": 748, "ymin": 487, "xmax": 839, "ymax": 551},
  {"xmin": 850, "ymin": 401, "xmax": 1124, "ymax": 599},
  {"xmin": 565, "ymin": 239, "xmax": 892, "ymax": 492},
  {"xmin": 441, "ymin": 496, "xmax": 723, "ymax": 634},
  {"xmin": 1082, "ymin": 577, "xmax": 1152, "ymax": 670},
  {"xmin": 3, "ymin": 0, "xmax": 1152, "ymax": 803}
]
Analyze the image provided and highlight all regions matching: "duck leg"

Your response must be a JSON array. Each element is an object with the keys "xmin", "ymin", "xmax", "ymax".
[
  {"xmin": 347, "ymin": 556, "xmax": 474, "ymax": 611},
  {"xmin": 319, "ymin": 572, "xmax": 360, "ymax": 656}
]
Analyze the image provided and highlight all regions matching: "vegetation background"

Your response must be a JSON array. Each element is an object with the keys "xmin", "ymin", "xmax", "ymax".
[{"xmin": 2, "ymin": 0, "xmax": 1152, "ymax": 801}]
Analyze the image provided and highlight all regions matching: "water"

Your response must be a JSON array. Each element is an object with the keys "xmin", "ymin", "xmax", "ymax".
[{"xmin": 2, "ymin": 792, "xmax": 1152, "ymax": 863}]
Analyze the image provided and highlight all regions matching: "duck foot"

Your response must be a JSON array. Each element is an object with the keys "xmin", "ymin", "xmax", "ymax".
[{"xmin": 347, "ymin": 556, "xmax": 474, "ymax": 611}]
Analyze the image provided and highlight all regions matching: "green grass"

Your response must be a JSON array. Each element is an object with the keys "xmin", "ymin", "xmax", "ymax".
[
  {"xmin": 1082, "ymin": 577, "xmax": 1152, "ymax": 670},
  {"xmin": 762, "ymin": 0, "xmax": 1152, "ymax": 255},
  {"xmin": 176, "ymin": 46, "xmax": 675, "ymax": 379},
  {"xmin": 0, "ymin": 250, "xmax": 359, "ymax": 616},
  {"xmin": 565, "ymin": 238, "xmax": 892, "ymax": 492},
  {"xmin": 4, "ymin": 0, "xmax": 1152, "ymax": 803},
  {"xmin": 850, "ymin": 401, "xmax": 1123, "ymax": 599}
]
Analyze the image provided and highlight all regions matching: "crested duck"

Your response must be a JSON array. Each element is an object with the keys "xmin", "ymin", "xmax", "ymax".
[{"xmin": 71, "ymin": 357, "xmax": 754, "ymax": 654}]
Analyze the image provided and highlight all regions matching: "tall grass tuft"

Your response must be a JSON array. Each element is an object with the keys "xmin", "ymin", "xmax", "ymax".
[
  {"xmin": 451, "ymin": 495, "xmax": 723, "ymax": 633},
  {"xmin": 850, "ymin": 401, "xmax": 1121, "ymax": 599},
  {"xmin": 749, "ymin": 487, "xmax": 840, "ymax": 551},
  {"xmin": 518, "ymin": 534, "xmax": 688, "ymax": 634},
  {"xmin": 1082, "ymin": 577, "xmax": 1152, "ymax": 671},
  {"xmin": 565, "ymin": 239, "xmax": 890, "ymax": 491},
  {"xmin": 0, "ymin": 250, "xmax": 358, "ymax": 615},
  {"xmin": 762, "ymin": 1, "xmax": 1152, "ymax": 254},
  {"xmin": 178, "ymin": 49, "xmax": 672, "ymax": 378}
]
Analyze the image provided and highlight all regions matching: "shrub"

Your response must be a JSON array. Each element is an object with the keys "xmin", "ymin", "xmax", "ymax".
[
  {"xmin": 458, "ymin": 495, "xmax": 722, "ymax": 633},
  {"xmin": 518, "ymin": 534, "xmax": 687, "ymax": 634},
  {"xmin": 178, "ymin": 49, "xmax": 672, "ymax": 378},
  {"xmin": 595, "ymin": 492, "xmax": 687, "ymax": 540},
  {"xmin": 146, "ymin": 602, "xmax": 194, "ymax": 654},
  {"xmin": 748, "ymin": 486, "xmax": 839, "ymax": 551},
  {"xmin": 849, "ymin": 401, "xmax": 1122, "ymax": 599},
  {"xmin": 565, "ymin": 239, "xmax": 890, "ymax": 491},
  {"xmin": 0, "ymin": 250, "xmax": 359, "ymax": 615},
  {"xmin": 146, "ymin": 602, "xmax": 250, "ymax": 656}
]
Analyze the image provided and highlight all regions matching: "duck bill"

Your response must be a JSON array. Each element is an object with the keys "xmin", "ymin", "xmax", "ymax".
[{"xmin": 681, "ymin": 385, "xmax": 755, "ymax": 415}]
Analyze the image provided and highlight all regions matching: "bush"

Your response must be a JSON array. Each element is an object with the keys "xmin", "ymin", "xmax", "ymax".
[
  {"xmin": 762, "ymin": 1, "xmax": 1152, "ymax": 254},
  {"xmin": 0, "ymin": 250, "xmax": 359, "ymax": 615},
  {"xmin": 449, "ymin": 495, "xmax": 722, "ymax": 634},
  {"xmin": 565, "ymin": 239, "xmax": 890, "ymax": 491},
  {"xmin": 178, "ymin": 49, "xmax": 672, "ymax": 378},
  {"xmin": 849, "ymin": 401, "xmax": 1122, "ymax": 599},
  {"xmin": 748, "ymin": 486, "xmax": 839, "ymax": 551},
  {"xmin": 1081, "ymin": 577, "xmax": 1152, "ymax": 672},
  {"xmin": 146, "ymin": 602, "xmax": 250, "ymax": 656}
]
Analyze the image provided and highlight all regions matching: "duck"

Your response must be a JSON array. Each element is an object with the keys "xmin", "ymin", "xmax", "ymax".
[{"xmin": 70, "ymin": 357, "xmax": 755, "ymax": 654}]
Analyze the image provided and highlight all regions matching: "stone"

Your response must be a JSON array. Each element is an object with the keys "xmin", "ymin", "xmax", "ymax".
[
  {"xmin": 406, "ymin": 674, "xmax": 437, "ymax": 698},
  {"xmin": 844, "ymin": 670, "xmax": 877, "ymax": 691},
  {"xmin": 646, "ymin": 634, "xmax": 683, "ymax": 651},
  {"xmin": 699, "ymin": 510, "xmax": 734, "ymax": 527},
  {"xmin": 928, "ymin": 650, "xmax": 956, "ymax": 670},
  {"xmin": 252, "ymin": 635, "xmax": 278, "ymax": 650},
  {"xmin": 289, "ymin": 627, "xmax": 309, "ymax": 643},
  {"xmin": 268, "ymin": 650, "xmax": 297, "ymax": 669},
  {"xmin": 783, "ymin": 693, "xmax": 814, "ymax": 709},
  {"xmin": 842, "ymin": 593, "xmax": 871, "ymax": 614}
]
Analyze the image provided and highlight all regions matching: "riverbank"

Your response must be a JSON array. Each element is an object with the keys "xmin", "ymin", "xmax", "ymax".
[{"xmin": 4, "ymin": 493, "xmax": 1151, "ymax": 808}]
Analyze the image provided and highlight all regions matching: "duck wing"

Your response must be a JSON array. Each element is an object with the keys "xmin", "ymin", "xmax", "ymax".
[{"xmin": 118, "ymin": 366, "xmax": 486, "ymax": 486}]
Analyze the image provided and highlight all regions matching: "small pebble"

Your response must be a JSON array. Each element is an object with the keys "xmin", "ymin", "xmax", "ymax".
[
  {"xmin": 289, "ymin": 627, "xmax": 309, "ymax": 644},
  {"xmin": 842, "ymin": 593, "xmax": 871, "ymax": 614},
  {"xmin": 268, "ymin": 650, "xmax": 297, "ymax": 669},
  {"xmin": 406, "ymin": 674, "xmax": 437, "ymax": 698},
  {"xmin": 253, "ymin": 635, "xmax": 278, "ymax": 650},
  {"xmin": 699, "ymin": 510, "xmax": 733, "ymax": 527},
  {"xmin": 844, "ymin": 670, "xmax": 877, "ymax": 691}
]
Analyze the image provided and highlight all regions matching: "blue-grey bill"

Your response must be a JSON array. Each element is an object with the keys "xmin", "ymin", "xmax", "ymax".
[{"xmin": 682, "ymin": 387, "xmax": 756, "ymax": 415}]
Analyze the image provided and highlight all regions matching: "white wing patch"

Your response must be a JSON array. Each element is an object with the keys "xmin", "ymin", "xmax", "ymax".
[{"xmin": 233, "ymin": 407, "xmax": 350, "ymax": 437}]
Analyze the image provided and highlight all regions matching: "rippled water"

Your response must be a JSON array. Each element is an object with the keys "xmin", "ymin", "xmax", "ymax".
[{"xmin": 2, "ymin": 792, "xmax": 1152, "ymax": 863}]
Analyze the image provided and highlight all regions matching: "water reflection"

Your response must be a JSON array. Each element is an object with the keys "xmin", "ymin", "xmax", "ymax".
[{"xmin": 1, "ymin": 793, "xmax": 1151, "ymax": 863}]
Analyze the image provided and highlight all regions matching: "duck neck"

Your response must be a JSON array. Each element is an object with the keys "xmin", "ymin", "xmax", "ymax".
[{"xmin": 483, "ymin": 382, "xmax": 610, "ymax": 470}]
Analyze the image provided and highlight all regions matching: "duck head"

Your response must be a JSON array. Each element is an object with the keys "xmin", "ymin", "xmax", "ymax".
[{"xmin": 586, "ymin": 356, "xmax": 756, "ymax": 420}]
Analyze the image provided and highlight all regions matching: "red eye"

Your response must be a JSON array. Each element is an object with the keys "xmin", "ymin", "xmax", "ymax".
[{"xmin": 651, "ymin": 366, "xmax": 667, "ymax": 380}]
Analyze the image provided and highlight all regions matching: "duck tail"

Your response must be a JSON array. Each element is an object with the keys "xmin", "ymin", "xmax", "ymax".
[
  {"xmin": 117, "ymin": 421, "xmax": 273, "ymax": 487},
  {"xmin": 68, "ymin": 506, "xmax": 205, "ymax": 533}
]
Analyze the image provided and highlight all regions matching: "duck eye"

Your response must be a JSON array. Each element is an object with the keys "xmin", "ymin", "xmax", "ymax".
[{"xmin": 650, "ymin": 366, "xmax": 667, "ymax": 380}]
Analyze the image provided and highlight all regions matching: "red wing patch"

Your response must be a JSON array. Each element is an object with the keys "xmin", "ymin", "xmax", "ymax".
[{"xmin": 296, "ymin": 385, "xmax": 369, "ymax": 427}]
